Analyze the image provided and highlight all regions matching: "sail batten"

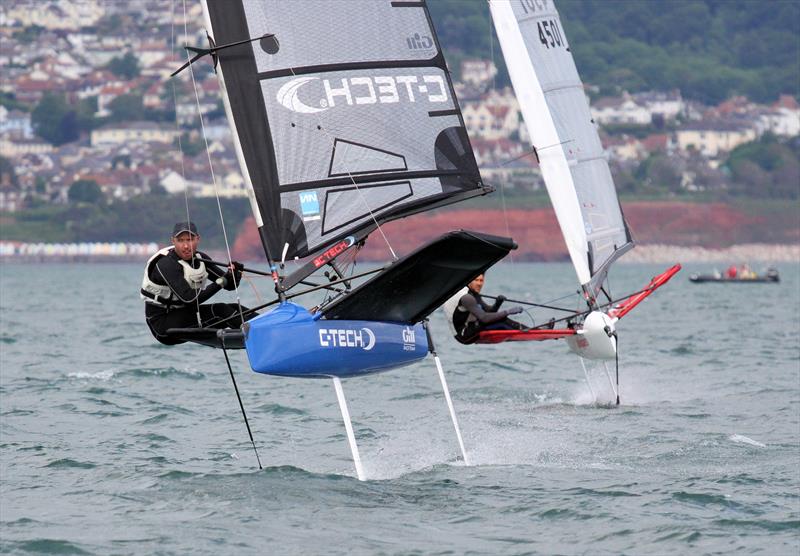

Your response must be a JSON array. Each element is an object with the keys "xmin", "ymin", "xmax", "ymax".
[
  {"xmin": 204, "ymin": 0, "xmax": 488, "ymax": 263},
  {"xmin": 490, "ymin": 0, "xmax": 632, "ymax": 295},
  {"xmin": 256, "ymin": 58, "xmax": 443, "ymax": 80},
  {"xmin": 542, "ymin": 81, "xmax": 584, "ymax": 93},
  {"xmin": 280, "ymin": 169, "xmax": 469, "ymax": 192}
]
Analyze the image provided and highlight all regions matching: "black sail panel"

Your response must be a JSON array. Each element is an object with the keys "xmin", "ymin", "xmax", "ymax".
[
  {"xmin": 322, "ymin": 230, "xmax": 517, "ymax": 324},
  {"xmin": 204, "ymin": 0, "xmax": 489, "ymax": 261}
]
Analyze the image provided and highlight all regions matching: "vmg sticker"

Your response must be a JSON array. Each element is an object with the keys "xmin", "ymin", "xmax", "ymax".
[{"xmin": 300, "ymin": 191, "xmax": 320, "ymax": 221}]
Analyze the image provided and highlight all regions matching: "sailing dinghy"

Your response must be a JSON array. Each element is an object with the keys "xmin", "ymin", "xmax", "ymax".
[
  {"xmin": 482, "ymin": 0, "xmax": 679, "ymax": 386},
  {"xmin": 170, "ymin": 0, "xmax": 518, "ymax": 478}
]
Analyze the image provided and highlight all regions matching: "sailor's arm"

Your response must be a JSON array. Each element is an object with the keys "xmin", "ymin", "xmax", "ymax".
[
  {"xmin": 202, "ymin": 253, "xmax": 242, "ymax": 292},
  {"xmin": 460, "ymin": 294, "xmax": 518, "ymax": 324},
  {"xmin": 489, "ymin": 294, "xmax": 505, "ymax": 312},
  {"xmin": 154, "ymin": 257, "xmax": 222, "ymax": 303}
]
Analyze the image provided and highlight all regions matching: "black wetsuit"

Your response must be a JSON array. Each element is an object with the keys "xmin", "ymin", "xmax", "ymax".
[
  {"xmin": 453, "ymin": 289, "xmax": 525, "ymax": 344},
  {"xmin": 144, "ymin": 250, "xmax": 249, "ymax": 345}
]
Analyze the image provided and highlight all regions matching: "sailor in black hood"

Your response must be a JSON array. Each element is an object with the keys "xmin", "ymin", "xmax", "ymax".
[{"xmin": 451, "ymin": 274, "xmax": 526, "ymax": 344}]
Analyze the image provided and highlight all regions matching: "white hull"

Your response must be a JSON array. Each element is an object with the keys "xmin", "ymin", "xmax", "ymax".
[{"xmin": 567, "ymin": 311, "xmax": 617, "ymax": 360}]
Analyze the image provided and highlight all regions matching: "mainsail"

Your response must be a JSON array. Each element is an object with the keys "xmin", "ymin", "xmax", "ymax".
[
  {"xmin": 202, "ymin": 0, "xmax": 490, "ymax": 265},
  {"xmin": 489, "ymin": 0, "xmax": 633, "ymax": 300}
]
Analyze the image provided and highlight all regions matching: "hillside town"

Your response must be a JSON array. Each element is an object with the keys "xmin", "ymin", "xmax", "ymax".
[{"xmin": 1, "ymin": 0, "xmax": 799, "ymax": 216}]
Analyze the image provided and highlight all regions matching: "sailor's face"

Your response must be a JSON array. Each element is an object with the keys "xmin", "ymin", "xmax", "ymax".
[
  {"xmin": 172, "ymin": 232, "xmax": 199, "ymax": 261},
  {"xmin": 469, "ymin": 274, "xmax": 484, "ymax": 293}
]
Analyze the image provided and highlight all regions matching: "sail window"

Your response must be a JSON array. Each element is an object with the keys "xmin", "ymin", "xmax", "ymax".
[
  {"xmin": 328, "ymin": 139, "xmax": 408, "ymax": 177},
  {"xmin": 322, "ymin": 181, "xmax": 413, "ymax": 234}
]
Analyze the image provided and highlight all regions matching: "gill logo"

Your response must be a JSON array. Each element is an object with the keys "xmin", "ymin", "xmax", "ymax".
[
  {"xmin": 276, "ymin": 75, "xmax": 448, "ymax": 114},
  {"xmin": 318, "ymin": 327, "xmax": 376, "ymax": 351},
  {"xmin": 402, "ymin": 326, "xmax": 416, "ymax": 352},
  {"xmin": 406, "ymin": 33, "xmax": 433, "ymax": 50}
]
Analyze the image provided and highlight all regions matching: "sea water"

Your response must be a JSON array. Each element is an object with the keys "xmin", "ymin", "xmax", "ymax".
[{"xmin": 1, "ymin": 261, "xmax": 798, "ymax": 555}]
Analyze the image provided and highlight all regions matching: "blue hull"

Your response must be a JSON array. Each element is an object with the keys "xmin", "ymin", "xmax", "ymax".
[{"xmin": 244, "ymin": 303, "xmax": 428, "ymax": 378}]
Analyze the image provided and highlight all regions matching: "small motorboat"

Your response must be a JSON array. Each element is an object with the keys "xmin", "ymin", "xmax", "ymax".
[{"xmin": 689, "ymin": 268, "xmax": 780, "ymax": 283}]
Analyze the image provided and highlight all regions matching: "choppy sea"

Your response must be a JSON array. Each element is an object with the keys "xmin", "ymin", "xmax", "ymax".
[{"xmin": 1, "ymin": 261, "xmax": 798, "ymax": 555}]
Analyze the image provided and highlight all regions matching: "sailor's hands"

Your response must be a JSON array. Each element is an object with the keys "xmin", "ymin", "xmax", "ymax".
[
  {"xmin": 225, "ymin": 261, "xmax": 244, "ymax": 286},
  {"xmin": 507, "ymin": 306, "xmax": 523, "ymax": 315},
  {"xmin": 213, "ymin": 261, "xmax": 244, "ymax": 289}
]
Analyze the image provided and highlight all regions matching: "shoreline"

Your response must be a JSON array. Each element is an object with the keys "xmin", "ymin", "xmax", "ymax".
[
  {"xmin": 619, "ymin": 243, "xmax": 799, "ymax": 264},
  {"xmin": 1, "ymin": 243, "xmax": 797, "ymax": 264}
]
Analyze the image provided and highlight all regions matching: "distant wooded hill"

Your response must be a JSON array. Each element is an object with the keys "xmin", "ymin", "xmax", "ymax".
[{"xmin": 428, "ymin": 0, "xmax": 799, "ymax": 104}]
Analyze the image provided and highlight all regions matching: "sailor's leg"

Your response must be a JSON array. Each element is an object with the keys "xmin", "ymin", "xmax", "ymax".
[
  {"xmin": 145, "ymin": 306, "xmax": 193, "ymax": 345},
  {"xmin": 331, "ymin": 377, "xmax": 365, "ymax": 481},
  {"xmin": 200, "ymin": 303, "xmax": 251, "ymax": 328}
]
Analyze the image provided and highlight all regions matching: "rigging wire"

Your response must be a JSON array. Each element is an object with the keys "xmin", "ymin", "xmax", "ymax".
[
  {"xmin": 183, "ymin": 0, "xmax": 245, "ymax": 325},
  {"xmin": 173, "ymin": 0, "xmax": 204, "ymax": 325},
  {"xmin": 171, "ymin": 2, "xmax": 191, "ymax": 228},
  {"xmin": 242, "ymin": 274, "xmax": 264, "ymax": 305},
  {"xmin": 614, "ymin": 332, "xmax": 620, "ymax": 406},
  {"xmin": 222, "ymin": 347, "xmax": 262, "ymax": 469},
  {"xmin": 487, "ymin": 6, "xmax": 514, "ymax": 265}
]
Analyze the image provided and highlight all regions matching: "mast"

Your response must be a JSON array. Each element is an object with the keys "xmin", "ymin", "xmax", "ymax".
[{"xmin": 200, "ymin": 0, "xmax": 282, "ymax": 292}]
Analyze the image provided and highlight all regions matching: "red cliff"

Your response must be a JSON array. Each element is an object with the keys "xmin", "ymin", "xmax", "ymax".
[{"xmin": 232, "ymin": 202, "xmax": 793, "ymax": 262}]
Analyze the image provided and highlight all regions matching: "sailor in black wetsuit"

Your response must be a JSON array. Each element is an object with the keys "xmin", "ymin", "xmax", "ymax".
[
  {"xmin": 141, "ymin": 221, "xmax": 251, "ymax": 345},
  {"xmin": 451, "ymin": 274, "xmax": 526, "ymax": 344}
]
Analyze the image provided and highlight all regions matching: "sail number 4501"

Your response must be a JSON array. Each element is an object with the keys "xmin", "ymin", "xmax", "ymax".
[{"xmin": 538, "ymin": 19, "xmax": 565, "ymax": 49}]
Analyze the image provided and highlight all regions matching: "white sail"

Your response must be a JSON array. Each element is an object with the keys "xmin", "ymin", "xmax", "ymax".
[{"xmin": 489, "ymin": 0, "xmax": 632, "ymax": 296}]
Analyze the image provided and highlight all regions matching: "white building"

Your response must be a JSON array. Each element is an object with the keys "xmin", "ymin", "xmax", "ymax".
[
  {"xmin": 591, "ymin": 92, "xmax": 652, "ymax": 125},
  {"xmin": 91, "ymin": 122, "xmax": 178, "ymax": 147},
  {"xmin": 632, "ymin": 90, "xmax": 684, "ymax": 121},
  {"xmin": 460, "ymin": 59, "xmax": 497, "ymax": 89},
  {"xmin": 1, "ymin": 1, "xmax": 104, "ymax": 30},
  {"xmin": 675, "ymin": 120, "xmax": 758, "ymax": 157},
  {"xmin": 757, "ymin": 95, "xmax": 800, "ymax": 137},
  {"xmin": 0, "ymin": 106, "xmax": 32, "ymax": 139}
]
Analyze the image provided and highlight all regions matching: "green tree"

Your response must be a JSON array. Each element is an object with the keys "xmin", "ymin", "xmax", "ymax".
[
  {"xmin": 0, "ymin": 156, "xmax": 18, "ymax": 188},
  {"xmin": 771, "ymin": 155, "xmax": 800, "ymax": 199},
  {"xmin": 635, "ymin": 154, "xmax": 682, "ymax": 193},
  {"xmin": 31, "ymin": 93, "xmax": 79, "ymax": 145},
  {"xmin": 108, "ymin": 94, "xmax": 144, "ymax": 122},
  {"xmin": 0, "ymin": 93, "xmax": 28, "ymax": 112},
  {"xmin": 111, "ymin": 154, "xmax": 132, "ymax": 169},
  {"xmin": 76, "ymin": 96, "xmax": 98, "ymax": 131},
  {"xmin": 149, "ymin": 184, "xmax": 168, "ymax": 196},
  {"xmin": 178, "ymin": 132, "xmax": 204, "ymax": 157},
  {"xmin": 426, "ymin": 0, "xmax": 800, "ymax": 103},
  {"xmin": 68, "ymin": 179, "xmax": 104, "ymax": 204},
  {"xmin": 97, "ymin": 14, "xmax": 123, "ymax": 35},
  {"xmin": 12, "ymin": 24, "xmax": 44, "ymax": 44},
  {"xmin": 609, "ymin": 161, "xmax": 638, "ymax": 194},
  {"xmin": 106, "ymin": 52, "xmax": 140, "ymax": 79},
  {"xmin": 725, "ymin": 135, "xmax": 800, "ymax": 199},
  {"xmin": 35, "ymin": 176, "xmax": 47, "ymax": 194}
]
